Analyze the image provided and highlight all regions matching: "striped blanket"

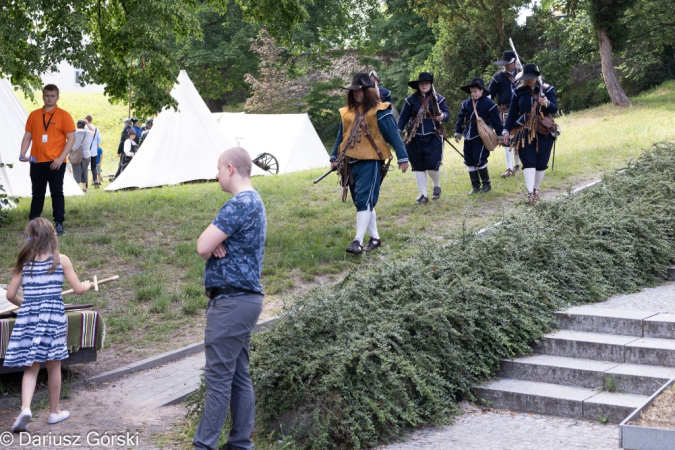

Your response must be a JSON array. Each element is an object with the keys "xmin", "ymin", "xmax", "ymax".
[{"xmin": 0, "ymin": 311, "xmax": 105, "ymax": 359}]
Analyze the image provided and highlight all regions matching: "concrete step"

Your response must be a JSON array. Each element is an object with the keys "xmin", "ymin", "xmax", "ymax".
[
  {"xmin": 554, "ymin": 307, "xmax": 657, "ymax": 336},
  {"xmin": 498, "ymin": 355, "xmax": 613, "ymax": 390},
  {"xmin": 625, "ymin": 336, "xmax": 675, "ymax": 367},
  {"xmin": 605, "ymin": 363, "xmax": 675, "ymax": 396},
  {"xmin": 644, "ymin": 313, "xmax": 675, "ymax": 339},
  {"xmin": 499, "ymin": 355, "xmax": 675, "ymax": 395},
  {"xmin": 474, "ymin": 379, "xmax": 648, "ymax": 423},
  {"xmin": 535, "ymin": 330, "xmax": 640, "ymax": 362}
]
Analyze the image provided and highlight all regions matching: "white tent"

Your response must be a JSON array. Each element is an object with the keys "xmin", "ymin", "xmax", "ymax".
[
  {"xmin": 215, "ymin": 113, "xmax": 329, "ymax": 175},
  {"xmin": 0, "ymin": 79, "xmax": 82, "ymax": 198},
  {"xmin": 106, "ymin": 70, "xmax": 237, "ymax": 191}
]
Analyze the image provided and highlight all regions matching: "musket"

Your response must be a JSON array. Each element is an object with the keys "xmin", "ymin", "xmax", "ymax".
[
  {"xmin": 509, "ymin": 38, "xmax": 523, "ymax": 73},
  {"xmin": 429, "ymin": 85, "xmax": 463, "ymax": 159}
]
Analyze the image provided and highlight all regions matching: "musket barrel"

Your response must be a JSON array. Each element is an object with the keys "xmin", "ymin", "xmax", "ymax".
[{"xmin": 313, "ymin": 167, "xmax": 336, "ymax": 184}]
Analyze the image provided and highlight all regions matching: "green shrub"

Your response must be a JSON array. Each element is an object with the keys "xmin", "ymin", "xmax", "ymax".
[{"xmin": 190, "ymin": 143, "xmax": 675, "ymax": 449}]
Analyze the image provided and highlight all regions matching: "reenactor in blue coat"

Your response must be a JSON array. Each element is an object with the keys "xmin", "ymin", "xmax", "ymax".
[
  {"xmin": 330, "ymin": 73, "xmax": 409, "ymax": 255},
  {"xmin": 502, "ymin": 64, "xmax": 559, "ymax": 202},
  {"xmin": 488, "ymin": 50, "xmax": 521, "ymax": 178},
  {"xmin": 454, "ymin": 78, "xmax": 504, "ymax": 194},
  {"xmin": 397, "ymin": 72, "xmax": 450, "ymax": 204},
  {"xmin": 369, "ymin": 70, "xmax": 393, "ymax": 104}
]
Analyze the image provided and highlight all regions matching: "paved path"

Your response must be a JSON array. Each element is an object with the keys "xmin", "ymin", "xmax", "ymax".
[{"xmin": 379, "ymin": 403, "xmax": 619, "ymax": 450}]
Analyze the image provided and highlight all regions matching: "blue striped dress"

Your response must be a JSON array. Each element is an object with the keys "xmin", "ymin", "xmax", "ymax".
[{"xmin": 3, "ymin": 256, "xmax": 69, "ymax": 367}]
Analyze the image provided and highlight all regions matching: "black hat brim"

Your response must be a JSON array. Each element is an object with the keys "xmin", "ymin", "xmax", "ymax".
[
  {"xmin": 494, "ymin": 58, "xmax": 516, "ymax": 66},
  {"xmin": 460, "ymin": 83, "xmax": 487, "ymax": 94},
  {"xmin": 517, "ymin": 72, "xmax": 540, "ymax": 81}
]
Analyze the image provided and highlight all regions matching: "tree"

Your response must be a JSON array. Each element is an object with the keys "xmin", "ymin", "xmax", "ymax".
[
  {"xmin": 0, "ymin": 0, "xmax": 224, "ymax": 116},
  {"xmin": 177, "ymin": 2, "xmax": 260, "ymax": 112},
  {"xmin": 581, "ymin": 0, "xmax": 636, "ymax": 106},
  {"xmin": 244, "ymin": 30, "xmax": 306, "ymax": 114}
]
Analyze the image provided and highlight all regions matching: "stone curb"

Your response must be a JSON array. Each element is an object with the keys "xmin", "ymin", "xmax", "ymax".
[{"xmin": 71, "ymin": 315, "xmax": 281, "ymax": 390}]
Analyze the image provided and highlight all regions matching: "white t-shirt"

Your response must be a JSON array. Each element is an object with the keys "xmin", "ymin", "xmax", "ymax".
[{"xmin": 123, "ymin": 139, "xmax": 137, "ymax": 157}]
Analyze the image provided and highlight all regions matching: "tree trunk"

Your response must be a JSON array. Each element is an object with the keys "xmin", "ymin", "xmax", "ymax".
[
  {"xmin": 204, "ymin": 97, "xmax": 225, "ymax": 113},
  {"xmin": 597, "ymin": 29, "xmax": 630, "ymax": 107}
]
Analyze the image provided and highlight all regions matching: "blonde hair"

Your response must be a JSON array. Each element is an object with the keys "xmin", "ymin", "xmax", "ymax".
[{"xmin": 13, "ymin": 218, "xmax": 60, "ymax": 276}]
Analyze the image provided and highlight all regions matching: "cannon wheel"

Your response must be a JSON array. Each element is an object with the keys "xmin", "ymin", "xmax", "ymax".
[{"xmin": 252, "ymin": 152, "xmax": 279, "ymax": 175}]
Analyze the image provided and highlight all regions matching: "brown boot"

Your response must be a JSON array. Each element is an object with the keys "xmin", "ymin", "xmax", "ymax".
[
  {"xmin": 346, "ymin": 240, "xmax": 363, "ymax": 255},
  {"xmin": 500, "ymin": 168, "xmax": 514, "ymax": 178},
  {"xmin": 363, "ymin": 238, "xmax": 382, "ymax": 252}
]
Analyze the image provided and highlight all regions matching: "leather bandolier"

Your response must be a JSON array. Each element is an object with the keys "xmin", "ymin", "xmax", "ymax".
[{"xmin": 336, "ymin": 103, "xmax": 393, "ymax": 201}]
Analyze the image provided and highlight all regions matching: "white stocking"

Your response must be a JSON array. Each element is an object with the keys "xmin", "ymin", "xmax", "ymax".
[
  {"xmin": 534, "ymin": 170, "xmax": 546, "ymax": 190},
  {"xmin": 427, "ymin": 170, "xmax": 440, "ymax": 188},
  {"xmin": 367, "ymin": 209, "xmax": 379, "ymax": 240},
  {"xmin": 504, "ymin": 147, "xmax": 513, "ymax": 170},
  {"xmin": 523, "ymin": 168, "xmax": 536, "ymax": 193},
  {"xmin": 355, "ymin": 210, "xmax": 370, "ymax": 244},
  {"xmin": 514, "ymin": 152, "xmax": 521, "ymax": 167},
  {"xmin": 415, "ymin": 171, "xmax": 428, "ymax": 198}
]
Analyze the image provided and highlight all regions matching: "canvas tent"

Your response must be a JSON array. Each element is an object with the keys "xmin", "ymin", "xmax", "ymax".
[
  {"xmin": 0, "ymin": 79, "xmax": 82, "ymax": 198},
  {"xmin": 106, "ymin": 70, "xmax": 237, "ymax": 191},
  {"xmin": 215, "ymin": 113, "xmax": 328, "ymax": 175}
]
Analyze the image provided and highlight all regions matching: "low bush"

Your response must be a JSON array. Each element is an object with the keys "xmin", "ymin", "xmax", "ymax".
[{"xmin": 241, "ymin": 142, "xmax": 675, "ymax": 449}]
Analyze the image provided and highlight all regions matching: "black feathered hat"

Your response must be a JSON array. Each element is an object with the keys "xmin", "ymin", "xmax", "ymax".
[
  {"xmin": 342, "ymin": 72, "xmax": 376, "ymax": 91},
  {"xmin": 460, "ymin": 77, "xmax": 488, "ymax": 95},
  {"xmin": 408, "ymin": 72, "xmax": 434, "ymax": 90},
  {"xmin": 494, "ymin": 51, "xmax": 517, "ymax": 66}
]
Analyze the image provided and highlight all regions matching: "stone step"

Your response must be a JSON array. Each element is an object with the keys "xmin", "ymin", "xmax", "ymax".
[
  {"xmin": 535, "ymin": 330, "xmax": 640, "ymax": 363},
  {"xmin": 499, "ymin": 355, "xmax": 675, "ymax": 395},
  {"xmin": 644, "ymin": 313, "xmax": 675, "ymax": 339},
  {"xmin": 474, "ymin": 379, "xmax": 648, "ymax": 423},
  {"xmin": 625, "ymin": 336, "xmax": 675, "ymax": 367},
  {"xmin": 554, "ymin": 307, "xmax": 657, "ymax": 336}
]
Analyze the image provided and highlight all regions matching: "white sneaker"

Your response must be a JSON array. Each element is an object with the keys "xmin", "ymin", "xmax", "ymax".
[
  {"xmin": 48, "ymin": 410, "xmax": 70, "ymax": 424},
  {"xmin": 12, "ymin": 408, "xmax": 31, "ymax": 432}
]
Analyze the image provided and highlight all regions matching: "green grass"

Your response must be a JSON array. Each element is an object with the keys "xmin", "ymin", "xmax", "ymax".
[{"xmin": 2, "ymin": 81, "xmax": 674, "ymax": 357}]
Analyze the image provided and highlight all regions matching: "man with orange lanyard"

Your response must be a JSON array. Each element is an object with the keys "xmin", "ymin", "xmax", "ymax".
[{"xmin": 19, "ymin": 84, "xmax": 76, "ymax": 236}]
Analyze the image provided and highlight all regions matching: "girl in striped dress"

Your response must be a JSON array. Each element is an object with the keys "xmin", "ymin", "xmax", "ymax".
[{"xmin": 4, "ymin": 218, "xmax": 91, "ymax": 432}]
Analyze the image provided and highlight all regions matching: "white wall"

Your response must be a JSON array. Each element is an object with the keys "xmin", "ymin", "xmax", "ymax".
[{"xmin": 41, "ymin": 61, "xmax": 105, "ymax": 93}]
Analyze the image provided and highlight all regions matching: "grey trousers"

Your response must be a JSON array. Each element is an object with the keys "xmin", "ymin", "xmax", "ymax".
[{"xmin": 193, "ymin": 293, "xmax": 264, "ymax": 450}]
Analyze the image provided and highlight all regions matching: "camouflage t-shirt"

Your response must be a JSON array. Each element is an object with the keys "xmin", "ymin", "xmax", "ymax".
[{"xmin": 203, "ymin": 190, "xmax": 266, "ymax": 295}]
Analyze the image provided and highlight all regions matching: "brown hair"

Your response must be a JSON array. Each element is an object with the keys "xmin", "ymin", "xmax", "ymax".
[
  {"xmin": 346, "ymin": 87, "xmax": 380, "ymax": 112},
  {"xmin": 13, "ymin": 218, "xmax": 60, "ymax": 276},
  {"xmin": 42, "ymin": 84, "xmax": 60, "ymax": 95}
]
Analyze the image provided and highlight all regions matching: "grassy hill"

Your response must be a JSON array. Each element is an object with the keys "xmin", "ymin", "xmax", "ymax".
[{"xmin": 3, "ymin": 81, "xmax": 675, "ymax": 363}]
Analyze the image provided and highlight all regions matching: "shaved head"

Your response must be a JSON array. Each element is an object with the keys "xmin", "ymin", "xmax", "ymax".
[{"xmin": 220, "ymin": 147, "xmax": 252, "ymax": 177}]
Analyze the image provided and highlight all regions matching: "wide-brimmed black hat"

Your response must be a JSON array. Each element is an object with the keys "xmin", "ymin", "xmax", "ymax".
[
  {"xmin": 516, "ymin": 63, "xmax": 541, "ymax": 81},
  {"xmin": 408, "ymin": 72, "xmax": 434, "ymax": 90},
  {"xmin": 342, "ymin": 72, "xmax": 376, "ymax": 91},
  {"xmin": 494, "ymin": 51, "xmax": 517, "ymax": 66},
  {"xmin": 460, "ymin": 77, "xmax": 488, "ymax": 95}
]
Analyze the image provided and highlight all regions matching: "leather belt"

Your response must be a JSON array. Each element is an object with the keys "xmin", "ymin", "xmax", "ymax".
[{"xmin": 206, "ymin": 286, "xmax": 257, "ymax": 298}]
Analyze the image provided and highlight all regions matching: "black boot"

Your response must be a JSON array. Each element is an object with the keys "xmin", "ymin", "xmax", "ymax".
[
  {"xmin": 478, "ymin": 167, "xmax": 491, "ymax": 193},
  {"xmin": 468, "ymin": 171, "xmax": 481, "ymax": 195}
]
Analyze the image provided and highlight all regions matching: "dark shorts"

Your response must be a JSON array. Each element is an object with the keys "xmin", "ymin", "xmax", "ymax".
[
  {"xmin": 407, "ymin": 134, "xmax": 443, "ymax": 171},
  {"xmin": 463, "ymin": 137, "xmax": 489, "ymax": 168},
  {"xmin": 519, "ymin": 133, "xmax": 555, "ymax": 170},
  {"xmin": 349, "ymin": 160, "xmax": 382, "ymax": 212}
]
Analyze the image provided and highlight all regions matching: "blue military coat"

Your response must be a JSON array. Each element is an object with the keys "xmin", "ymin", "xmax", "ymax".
[
  {"xmin": 487, "ymin": 70, "xmax": 518, "ymax": 106},
  {"xmin": 378, "ymin": 86, "xmax": 392, "ymax": 104},
  {"xmin": 454, "ymin": 95, "xmax": 504, "ymax": 140},
  {"xmin": 397, "ymin": 93, "xmax": 450, "ymax": 136},
  {"xmin": 504, "ymin": 83, "xmax": 558, "ymax": 132}
]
